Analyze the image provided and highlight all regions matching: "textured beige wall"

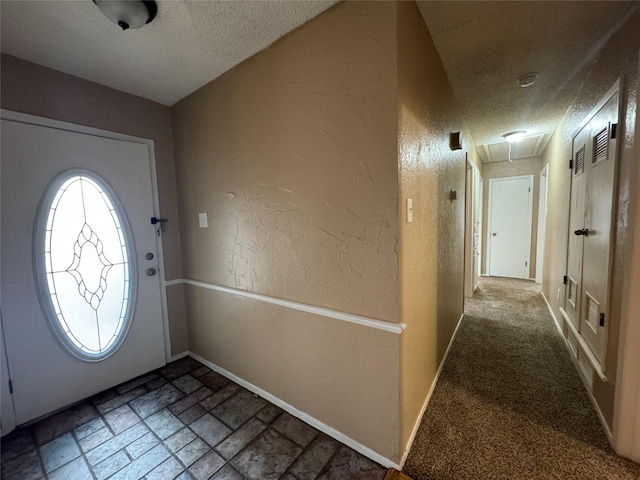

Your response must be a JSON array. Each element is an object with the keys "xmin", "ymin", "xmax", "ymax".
[
  {"xmin": 397, "ymin": 0, "xmax": 469, "ymax": 452},
  {"xmin": 613, "ymin": 52, "xmax": 640, "ymax": 459},
  {"xmin": 166, "ymin": 284, "xmax": 189, "ymax": 357},
  {"xmin": 172, "ymin": 1, "xmax": 402, "ymax": 461},
  {"xmin": 541, "ymin": 8, "xmax": 640, "ymax": 427},
  {"xmin": 481, "ymin": 157, "xmax": 542, "ymax": 278},
  {"xmin": 172, "ymin": 1, "xmax": 399, "ymax": 322},
  {"xmin": 184, "ymin": 284, "xmax": 401, "ymax": 458},
  {"xmin": 0, "ymin": 54, "xmax": 188, "ymax": 356}
]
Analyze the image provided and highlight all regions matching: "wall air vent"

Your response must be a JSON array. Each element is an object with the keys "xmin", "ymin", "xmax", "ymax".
[
  {"xmin": 584, "ymin": 292, "xmax": 600, "ymax": 334},
  {"xmin": 574, "ymin": 146, "xmax": 585, "ymax": 175},
  {"xmin": 592, "ymin": 126, "xmax": 609, "ymax": 164}
]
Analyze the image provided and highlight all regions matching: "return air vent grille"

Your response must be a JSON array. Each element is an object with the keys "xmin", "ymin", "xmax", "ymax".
[
  {"xmin": 574, "ymin": 146, "xmax": 585, "ymax": 175},
  {"xmin": 593, "ymin": 126, "xmax": 609, "ymax": 164},
  {"xmin": 584, "ymin": 292, "xmax": 600, "ymax": 333},
  {"xmin": 568, "ymin": 277, "xmax": 578, "ymax": 308}
]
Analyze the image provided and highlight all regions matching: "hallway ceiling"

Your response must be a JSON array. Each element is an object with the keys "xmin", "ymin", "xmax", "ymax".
[
  {"xmin": 417, "ymin": 1, "xmax": 639, "ymax": 162},
  {"xmin": 1, "ymin": 1, "xmax": 637, "ymax": 160}
]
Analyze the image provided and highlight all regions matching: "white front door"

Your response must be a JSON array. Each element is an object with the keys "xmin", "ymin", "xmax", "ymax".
[
  {"xmin": 488, "ymin": 175, "xmax": 533, "ymax": 279},
  {"xmin": 1, "ymin": 116, "xmax": 167, "ymax": 426}
]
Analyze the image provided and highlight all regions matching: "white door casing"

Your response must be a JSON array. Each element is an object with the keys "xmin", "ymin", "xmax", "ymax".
[
  {"xmin": 1, "ymin": 113, "xmax": 169, "ymax": 427},
  {"xmin": 535, "ymin": 165, "xmax": 548, "ymax": 284},
  {"xmin": 487, "ymin": 175, "xmax": 534, "ymax": 279},
  {"xmin": 464, "ymin": 161, "xmax": 474, "ymax": 298},
  {"xmin": 476, "ymin": 175, "xmax": 483, "ymax": 287}
]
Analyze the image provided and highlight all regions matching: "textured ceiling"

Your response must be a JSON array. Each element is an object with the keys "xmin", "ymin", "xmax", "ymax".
[
  {"xmin": 0, "ymin": 0, "xmax": 337, "ymax": 106},
  {"xmin": 417, "ymin": 0, "xmax": 639, "ymax": 161},
  {"xmin": 1, "ymin": 1, "xmax": 637, "ymax": 158}
]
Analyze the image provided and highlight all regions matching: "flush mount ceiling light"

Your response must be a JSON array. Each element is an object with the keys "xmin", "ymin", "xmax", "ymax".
[
  {"xmin": 503, "ymin": 131, "xmax": 526, "ymax": 143},
  {"xmin": 93, "ymin": 0, "xmax": 157, "ymax": 31},
  {"xmin": 518, "ymin": 73, "xmax": 538, "ymax": 88}
]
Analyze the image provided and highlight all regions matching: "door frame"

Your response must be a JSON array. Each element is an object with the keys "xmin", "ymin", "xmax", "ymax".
[
  {"xmin": 536, "ymin": 165, "xmax": 548, "ymax": 284},
  {"xmin": 487, "ymin": 174, "xmax": 534, "ymax": 278},
  {"xmin": 0, "ymin": 109, "xmax": 172, "ymax": 428},
  {"xmin": 464, "ymin": 160, "xmax": 474, "ymax": 298},
  {"xmin": 464, "ymin": 160, "xmax": 482, "ymax": 297},
  {"xmin": 476, "ymin": 175, "xmax": 483, "ymax": 286}
]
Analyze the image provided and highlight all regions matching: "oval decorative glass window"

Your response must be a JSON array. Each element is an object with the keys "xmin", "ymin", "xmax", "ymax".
[{"xmin": 35, "ymin": 170, "xmax": 136, "ymax": 361}]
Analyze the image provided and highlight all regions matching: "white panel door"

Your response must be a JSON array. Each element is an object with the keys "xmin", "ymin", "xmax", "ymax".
[
  {"xmin": 565, "ymin": 124, "xmax": 590, "ymax": 330},
  {"xmin": 579, "ymin": 92, "xmax": 619, "ymax": 364},
  {"xmin": 1, "ymin": 118, "xmax": 167, "ymax": 426},
  {"xmin": 564, "ymin": 85, "xmax": 619, "ymax": 369},
  {"xmin": 488, "ymin": 175, "xmax": 533, "ymax": 279}
]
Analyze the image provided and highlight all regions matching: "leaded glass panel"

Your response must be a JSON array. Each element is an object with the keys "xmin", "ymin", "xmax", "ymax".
[{"xmin": 36, "ymin": 171, "xmax": 135, "ymax": 361}]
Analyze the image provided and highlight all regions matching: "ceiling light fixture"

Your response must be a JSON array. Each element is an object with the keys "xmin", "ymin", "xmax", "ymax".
[
  {"xmin": 93, "ymin": 0, "xmax": 157, "ymax": 31},
  {"xmin": 518, "ymin": 73, "xmax": 538, "ymax": 88},
  {"xmin": 503, "ymin": 131, "xmax": 526, "ymax": 143},
  {"xmin": 502, "ymin": 131, "xmax": 526, "ymax": 163}
]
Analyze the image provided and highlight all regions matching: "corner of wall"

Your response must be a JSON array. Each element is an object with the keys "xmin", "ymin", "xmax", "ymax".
[
  {"xmin": 396, "ymin": 0, "xmax": 468, "ymax": 455},
  {"xmin": 171, "ymin": 0, "xmax": 403, "ymax": 463}
]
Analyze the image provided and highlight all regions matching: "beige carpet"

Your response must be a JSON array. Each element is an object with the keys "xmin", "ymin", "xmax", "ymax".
[{"xmin": 403, "ymin": 277, "xmax": 640, "ymax": 480}]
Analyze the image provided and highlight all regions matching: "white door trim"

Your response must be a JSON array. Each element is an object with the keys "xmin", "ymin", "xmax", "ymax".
[
  {"xmin": 536, "ymin": 165, "xmax": 548, "ymax": 284},
  {"xmin": 476, "ymin": 176, "xmax": 483, "ymax": 287},
  {"xmin": 464, "ymin": 160, "xmax": 474, "ymax": 298},
  {"xmin": 0, "ymin": 109, "xmax": 172, "ymax": 364},
  {"xmin": 487, "ymin": 174, "xmax": 534, "ymax": 278}
]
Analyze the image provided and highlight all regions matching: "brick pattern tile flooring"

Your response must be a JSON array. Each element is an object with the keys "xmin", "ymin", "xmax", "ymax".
[{"xmin": 1, "ymin": 357, "xmax": 387, "ymax": 480}]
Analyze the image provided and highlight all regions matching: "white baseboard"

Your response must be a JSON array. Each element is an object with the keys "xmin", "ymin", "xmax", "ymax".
[
  {"xmin": 170, "ymin": 351, "xmax": 190, "ymax": 362},
  {"xmin": 186, "ymin": 351, "xmax": 401, "ymax": 470},
  {"xmin": 541, "ymin": 291, "xmax": 563, "ymax": 337},
  {"xmin": 399, "ymin": 312, "xmax": 465, "ymax": 468}
]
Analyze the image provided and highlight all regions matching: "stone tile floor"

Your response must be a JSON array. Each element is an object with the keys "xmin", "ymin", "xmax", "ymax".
[{"xmin": 1, "ymin": 356, "xmax": 387, "ymax": 480}]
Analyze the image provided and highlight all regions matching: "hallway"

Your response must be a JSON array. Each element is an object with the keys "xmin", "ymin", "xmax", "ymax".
[{"xmin": 403, "ymin": 277, "xmax": 640, "ymax": 479}]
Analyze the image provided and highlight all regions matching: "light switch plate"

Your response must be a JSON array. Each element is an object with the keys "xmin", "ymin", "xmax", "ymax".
[
  {"xmin": 407, "ymin": 198, "xmax": 413, "ymax": 223},
  {"xmin": 199, "ymin": 213, "xmax": 208, "ymax": 228}
]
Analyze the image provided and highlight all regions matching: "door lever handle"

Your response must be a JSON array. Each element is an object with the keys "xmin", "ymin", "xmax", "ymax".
[{"xmin": 574, "ymin": 228, "xmax": 590, "ymax": 237}]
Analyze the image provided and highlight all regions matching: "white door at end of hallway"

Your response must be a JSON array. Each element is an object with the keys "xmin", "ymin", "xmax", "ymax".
[
  {"xmin": 1, "ymin": 117, "xmax": 168, "ymax": 428},
  {"xmin": 488, "ymin": 175, "xmax": 533, "ymax": 279}
]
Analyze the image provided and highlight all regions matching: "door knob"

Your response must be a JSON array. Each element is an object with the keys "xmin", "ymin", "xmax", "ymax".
[
  {"xmin": 574, "ymin": 228, "xmax": 590, "ymax": 237},
  {"xmin": 492, "ymin": 233, "xmax": 497, "ymax": 237},
  {"xmin": 146, "ymin": 268, "xmax": 157, "ymax": 276},
  {"xmin": 145, "ymin": 252, "xmax": 154, "ymax": 260}
]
